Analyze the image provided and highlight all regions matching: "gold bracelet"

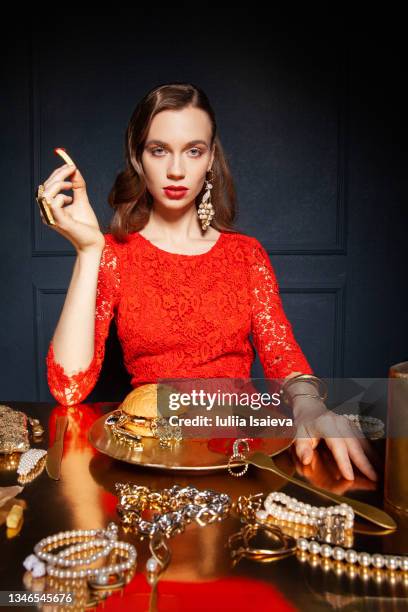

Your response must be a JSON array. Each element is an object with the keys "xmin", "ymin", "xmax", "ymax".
[
  {"xmin": 289, "ymin": 392, "xmax": 325, "ymax": 402},
  {"xmin": 228, "ymin": 522, "xmax": 297, "ymax": 565},
  {"xmin": 280, "ymin": 375, "xmax": 328, "ymax": 406},
  {"xmin": 116, "ymin": 483, "xmax": 231, "ymax": 583}
]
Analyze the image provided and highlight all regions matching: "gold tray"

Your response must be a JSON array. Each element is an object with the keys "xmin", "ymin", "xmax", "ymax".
[{"xmin": 88, "ymin": 410, "xmax": 294, "ymax": 474}]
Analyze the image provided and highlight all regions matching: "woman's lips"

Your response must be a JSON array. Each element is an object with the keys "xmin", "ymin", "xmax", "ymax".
[{"xmin": 163, "ymin": 188, "xmax": 189, "ymax": 199}]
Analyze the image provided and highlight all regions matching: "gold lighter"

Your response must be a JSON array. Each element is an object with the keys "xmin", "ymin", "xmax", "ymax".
[{"xmin": 36, "ymin": 147, "xmax": 76, "ymax": 226}]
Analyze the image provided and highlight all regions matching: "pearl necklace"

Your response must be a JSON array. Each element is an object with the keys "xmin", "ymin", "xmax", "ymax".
[{"xmin": 296, "ymin": 537, "xmax": 408, "ymax": 572}]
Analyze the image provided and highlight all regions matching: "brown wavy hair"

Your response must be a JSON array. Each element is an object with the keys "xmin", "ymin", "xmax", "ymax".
[{"xmin": 105, "ymin": 82, "xmax": 245, "ymax": 242}]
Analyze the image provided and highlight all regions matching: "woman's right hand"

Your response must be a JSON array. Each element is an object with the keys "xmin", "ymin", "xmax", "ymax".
[{"xmin": 38, "ymin": 163, "xmax": 105, "ymax": 253}]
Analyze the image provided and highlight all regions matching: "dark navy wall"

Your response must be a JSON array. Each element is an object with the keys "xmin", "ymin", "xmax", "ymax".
[{"xmin": 1, "ymin": 18, "xmax": 406, "ymax": 402}]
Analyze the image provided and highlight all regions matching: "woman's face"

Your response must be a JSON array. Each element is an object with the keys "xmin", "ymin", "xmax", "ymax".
[{"xmin": 141, "ymin": 106, "xmax": 215, "ymax": 209}]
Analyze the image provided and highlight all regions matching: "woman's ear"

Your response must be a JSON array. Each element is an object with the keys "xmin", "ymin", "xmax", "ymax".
[{"xmin": 208, "ymin": 145, "xmax": 215, "ymax": 171}]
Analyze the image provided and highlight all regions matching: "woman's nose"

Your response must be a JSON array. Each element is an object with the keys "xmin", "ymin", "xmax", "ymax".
[{"xmin": 167, "ymin": 156, "xmax": 185, "ymax": 177}]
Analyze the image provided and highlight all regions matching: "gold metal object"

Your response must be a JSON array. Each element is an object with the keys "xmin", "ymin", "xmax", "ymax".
[
  {"xmin": 146, "ymin": 534, "xmax": 171, "ymax": 585},
  {"xmin": 105, "ymin": 412, "xmax": 145, "ymax": 450},
  {"xmin": 0, "ymin": 405, "xmax": 30, "ymax": 453},
  {"xmin": 17, "ymin": 454, "xmax": 47, "ymax": 485},
  {"xmin": 28, "ymin": 417, "xmax": 45, "ymax": 438},
  {"xmin": 89, "ymin": 410, "xmax": 294, "ymax": 472},
  {"xmin": 197, "ymin": 169, "xmax": 215, "ymax": 231},
  {"xmin": 116, "ymin": 483, "xmax": 231, "ymax": 538},
  {"xmin": 6, "ymin": 503, "xmax": 24, "ymax": 529},
  {"xmin": 46, "ymin": 416, "xmax": 68, "ymax": 480},
  {"xmin": 228, "ymin": 522, "xmax": 297, "ymax": 565},
  {"xmin": 88, "ymin": 573, "xmax": 126, "ymax": 592},
  {"xmin": 246, "ymin": 451, "xmax": 397, "ymax": 531},
  {"xmin": 104, "ymin": 411, "xmax": 183, "ymax": 450},
  {"xmin": 280, "ymin": 374, "xmax": 328, "ymax": 406},
  {"xmin": 228, "ymin": 452, "xmax": 249, "ymax": 477},
  {"xmin": 385, "ymin": 361, "xmax": 408, "ymax": 511},
  {"xmin": 232, "ymin": 492, "xmax": 264, "ymax": 523},
  {"xmin": 35, "ymin": 184, "xmax": 56, "ymax": 226},
  {"xmin": 35, "ymin": 147, "xmax": 75, "ymax": 227},
  {"xmin": 150, "ymin": 417, "xmax": 183, "ymax": 448}
]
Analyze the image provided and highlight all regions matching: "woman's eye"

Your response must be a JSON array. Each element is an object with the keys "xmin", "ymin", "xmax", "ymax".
[
  {"xmin": 150, "ymin": 147, "xmax": 202, "ymax": 157},
  {"xmin": 151, "ymin": 147, "xmax": 165, "ymax": 156}
]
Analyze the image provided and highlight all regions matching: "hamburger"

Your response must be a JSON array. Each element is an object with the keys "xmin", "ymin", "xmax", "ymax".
[
  {"xmin": 119, "ymin": 384, "xmax": 159, "ymax": 438},
  {"xmin": 118, "ymin": 383, "xmax": 187, "ymax": 438}
]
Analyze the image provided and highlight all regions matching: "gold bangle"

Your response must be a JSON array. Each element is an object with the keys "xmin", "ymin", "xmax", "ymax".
[
  {"xmin": 289, "ymin": 392, "xmax": 324, "ymax": 402},
  {"xmin": 228, "ymin": 522, "xmax": 297, "ymax": 565},
  {"xmin": 280, "ymin": 374, "xmax": 328, "ymax": 406}
]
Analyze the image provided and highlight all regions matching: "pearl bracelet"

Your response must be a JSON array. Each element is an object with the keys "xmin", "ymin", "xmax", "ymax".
[
  {"xmin": 256, "ymin": 491, "xmax": 354, "ymax": 548},
  {"xmin": 24, "ymin": 522, "xmax": 137, "ymax": 587},
  {"xmin": 259, "ymin": 491, "xmax": 354, "ymax": 529}
]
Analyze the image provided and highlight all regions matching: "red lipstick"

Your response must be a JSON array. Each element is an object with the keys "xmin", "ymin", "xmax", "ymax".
[{"xmin": 163, "ymin": 185, "xmax": 189, "ymax": 200}]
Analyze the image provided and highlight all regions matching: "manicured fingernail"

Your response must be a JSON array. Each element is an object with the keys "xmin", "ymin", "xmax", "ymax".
[{"xmin": 369, "ymin": 468, "xmax": 378, "ymax": 481}]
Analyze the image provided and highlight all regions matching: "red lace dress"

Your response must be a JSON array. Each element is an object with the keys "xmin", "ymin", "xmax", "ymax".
[{"xmin": 46, "ymin": 231, "xmax": 313, "ymax": 406}]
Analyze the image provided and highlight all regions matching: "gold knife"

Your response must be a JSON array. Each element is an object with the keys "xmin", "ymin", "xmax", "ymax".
[
  {"xmin": 46, "ymin": 416, "xmax": 68, "ymax": 480},
  {"xmin": 247, "ymin": 451, "xmax": 397, "ymax": 531}
]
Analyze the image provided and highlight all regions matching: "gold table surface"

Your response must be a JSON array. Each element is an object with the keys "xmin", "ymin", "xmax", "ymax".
[{"xmin": 1, "ymin": 401, "xmax": 408, "ymax": 612}]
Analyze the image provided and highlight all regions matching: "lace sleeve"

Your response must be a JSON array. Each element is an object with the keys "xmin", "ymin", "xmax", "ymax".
[
  {"xmin": 46, "ymin": 234, "xmax": 121, "ymax": 406},
  {"xmin": 250, "ymin": 238, "xmax": 313, "ymax": 381}
]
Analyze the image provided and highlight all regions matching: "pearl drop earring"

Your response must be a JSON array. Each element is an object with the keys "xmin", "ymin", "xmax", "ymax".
[{"xmin": 197, "ymin": 169, "xmax": 215, "ymax": 231}]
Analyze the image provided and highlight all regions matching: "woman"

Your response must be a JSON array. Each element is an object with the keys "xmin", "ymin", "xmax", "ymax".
[{"xmin": 42, "ymin": 82, "xmax": 377, "ymax": 482}]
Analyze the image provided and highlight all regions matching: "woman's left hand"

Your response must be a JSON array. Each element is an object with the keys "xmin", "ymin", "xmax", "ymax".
[{"xmin": 294, "ymin": 410, "xmax": 379, "ymax": 481}]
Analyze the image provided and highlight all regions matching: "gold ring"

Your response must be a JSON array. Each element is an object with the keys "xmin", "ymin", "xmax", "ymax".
[
  {"xmin": 35, "ymin": 185, "xmax": 56, "ymax": 226},
  {"xmin": 227, "ymin": 452, "xmax": 248, "ymax": 477}
]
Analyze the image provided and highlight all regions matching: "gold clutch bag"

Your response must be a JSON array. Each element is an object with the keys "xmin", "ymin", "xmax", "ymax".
[{"xmin": 0, "ymin": 405, "xmax": 30, "ymax": 454}]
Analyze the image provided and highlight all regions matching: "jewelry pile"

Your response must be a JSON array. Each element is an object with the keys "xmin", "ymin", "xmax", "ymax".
[
  {"xmin": 232, "ymin": 491, "xmax": 408, "ymax": 584},
  {"xmin": 105, "ymin": 412, "xmax": 144, "ymax": 450},
  {"xmin": 105, "ymin": 412, "xmax": 182, "ymax": 450},
  {"xmin": 116, "ymin": 483, "xmax": 231, "ymax": 583}
]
